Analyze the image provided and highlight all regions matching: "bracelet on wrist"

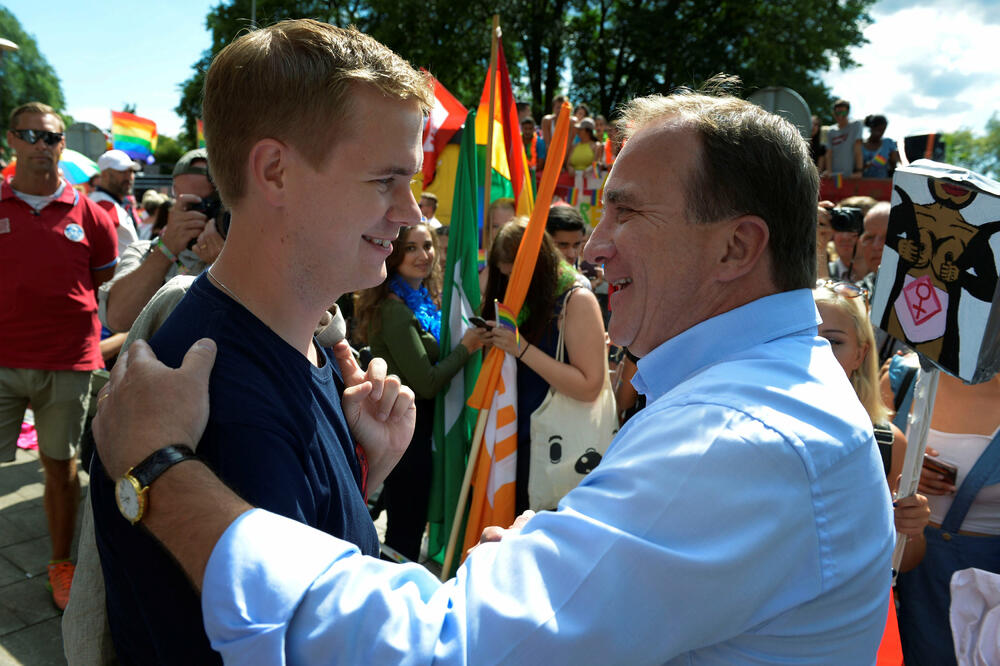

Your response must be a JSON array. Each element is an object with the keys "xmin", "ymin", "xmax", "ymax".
[
  {"xmin": 518, "ymin": 342, "xmax": 530, "ymax": 360},
  {"xmin": 151, "ymin": 237, "xmax": 181, "ymax": 266}
]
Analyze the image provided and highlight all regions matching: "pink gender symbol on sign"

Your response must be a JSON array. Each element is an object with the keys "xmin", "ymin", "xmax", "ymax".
[{"xmin": 903, "ymin": 275, "xmax": 942, "ymax": 325}]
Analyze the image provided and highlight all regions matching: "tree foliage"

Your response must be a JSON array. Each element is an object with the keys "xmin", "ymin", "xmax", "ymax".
[
  {"xmin": 0, "ymin": 6, "xmax": 66, "ymax": 158},
  {"xmin": 153, "ymin": 134, "xmax": 185, "ymax": 173},
  {"xmin": 566, "ymin": 0, "xmax": 874, "ymax": 119},
  {"xmin": 945, "ymin": 114, "xmax": 1000, "ymax": 179},
  {"xmin": 175, "ymin": 0, "xmax": 875, "ymax": 141}
]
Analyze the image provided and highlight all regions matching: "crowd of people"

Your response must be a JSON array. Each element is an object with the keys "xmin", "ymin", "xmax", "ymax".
[
  {"xmin": 0, "ymin": 17, "xmax": 996, "ymax": 666},
  {"xmin": 810, "ymin": 98, "xmax": 902, "ymax": 178}
]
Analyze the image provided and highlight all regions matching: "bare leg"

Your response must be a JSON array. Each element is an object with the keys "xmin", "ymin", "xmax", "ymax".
[{"xmin": 40, "ymin": 452, "xmax": 79, "ymax": 560}]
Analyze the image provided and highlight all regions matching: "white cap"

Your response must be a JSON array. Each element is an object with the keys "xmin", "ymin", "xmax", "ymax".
[{"xmin": 97, "ymin": 149, "xmax": 140, "ymax": 172}]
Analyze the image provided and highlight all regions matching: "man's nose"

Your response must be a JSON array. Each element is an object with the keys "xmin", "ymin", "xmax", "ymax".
[{"xmin": 584, "ymin": 227, "xmax": 612, "ymax": 265}]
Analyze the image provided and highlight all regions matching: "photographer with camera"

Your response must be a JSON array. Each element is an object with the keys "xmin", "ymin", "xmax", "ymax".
[
  {"xmin": 827, "ymin": 204, "xmax": 866, "ymax": 283},
  {"xmin": 99, "ymin": 149, "xmax": 227, "ymax": 332}
]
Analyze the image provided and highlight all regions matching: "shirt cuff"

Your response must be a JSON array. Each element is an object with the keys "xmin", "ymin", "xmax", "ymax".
[{"xmin": 202, "ymin": 509, "xmax": 359, "ymax": 658}]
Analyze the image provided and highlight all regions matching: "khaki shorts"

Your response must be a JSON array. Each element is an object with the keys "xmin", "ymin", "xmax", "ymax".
[{"xmin": 0, "ymin": 367, "xmax": 93, "ymax": 462}]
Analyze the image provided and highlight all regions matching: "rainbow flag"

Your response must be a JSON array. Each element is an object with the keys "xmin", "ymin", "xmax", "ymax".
[
  {"xmin": 835, "ymin": 173, "xmax": 843, "ymax": 188},
  {"xmin": 475, "ymin": 38, "xmax": 534, "ymax": 223},
  {"xmin": 494, "ymin": 299, "xmax": 519, "ymax": 346},
  {"xmin": 873, "ymin": 152, "xmax": 888, "ymax": 166},
  {"xmin": 196, "ymin": 119, "xmax": 206, "ymax": 148},
  {"xmin": 111, "ymin": 111, "xmax": 157, "ymax": 162}
]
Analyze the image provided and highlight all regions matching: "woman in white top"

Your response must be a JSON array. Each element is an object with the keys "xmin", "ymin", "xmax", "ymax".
[{"xmin": 884, "ymin": 364, "xmax": 1000, "ymax": 666}]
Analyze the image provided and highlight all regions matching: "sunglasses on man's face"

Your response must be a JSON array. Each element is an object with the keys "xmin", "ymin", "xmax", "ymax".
[{"xmin": 10, "ymin": 129, "xmax": 64, "ymax": 146}]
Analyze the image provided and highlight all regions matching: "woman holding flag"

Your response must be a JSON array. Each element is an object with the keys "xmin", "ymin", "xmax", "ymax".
[
  {"xmin": 481, "ymin": 219, "xmax": 607, "ymax": 513},
  {"xmin": 355, "ymin": 221, "xmax": 487, "ymax": 561}
]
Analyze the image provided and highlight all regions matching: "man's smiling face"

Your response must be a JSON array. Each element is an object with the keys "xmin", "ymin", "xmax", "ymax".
[{"xmin": 584, "ymin": 121, "xmax": 720, "ymax": 356}]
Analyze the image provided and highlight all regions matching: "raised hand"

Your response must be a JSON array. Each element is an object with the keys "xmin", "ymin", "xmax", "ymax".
[{"xmin": 331, "ymin": 341, "xmax": 415, "ymax": 490}]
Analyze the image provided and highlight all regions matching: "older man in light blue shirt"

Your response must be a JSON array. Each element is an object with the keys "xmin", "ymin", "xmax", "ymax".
[{"xmin": 93, "ymin": 73, "xmax": 895, "ymax": 665}]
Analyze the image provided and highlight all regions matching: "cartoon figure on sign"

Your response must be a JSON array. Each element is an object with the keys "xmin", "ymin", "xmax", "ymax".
[{"xmin": 881, "ymin": 180, "xmax": 1000, "ymax": 369}]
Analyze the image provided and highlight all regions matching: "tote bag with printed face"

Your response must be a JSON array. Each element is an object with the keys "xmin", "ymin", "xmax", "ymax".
[{"xmin": 528, "ymin": 289, "xmax": 618, "ymax": 510}]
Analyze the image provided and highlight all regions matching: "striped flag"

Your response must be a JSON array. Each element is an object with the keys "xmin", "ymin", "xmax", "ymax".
[
  {"xmin": 460, "ymin": 101, "xmax": 573, "ymax": 559},
  {"xmin": 461, "ymin": 354, "xmax": 518, "ymax": 556},
  {"xmin": 475, "ymin": 38, "xmax": 534, "ymax": 221},
  {"xmin": 429, "ymin": 110, "xmax": 483, "ymax": 563},
  {"xmin": 196, "ymin": 119, "xmax": 206, "ymax": 148},
  {"xmin": 873, "ymin": 152, "xmax": 888, "ymax": 166},
  {"xmin": 111, "ymin": 111, "xmax": 157, "ymax": 162}
]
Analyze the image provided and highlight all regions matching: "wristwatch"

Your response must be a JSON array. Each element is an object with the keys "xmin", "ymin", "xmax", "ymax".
[{"xmin": 115, "ymin": 445, "xmax": 197, "ymax": 524}]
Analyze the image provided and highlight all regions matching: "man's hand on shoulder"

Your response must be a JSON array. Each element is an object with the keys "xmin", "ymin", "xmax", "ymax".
[
  {"xmin": 332, "ymin": 341, "xmax": 415, "ymax": 491},
  {"xmin": 94, "ymin": 338, "xmax": 217, "ymax": 479}
]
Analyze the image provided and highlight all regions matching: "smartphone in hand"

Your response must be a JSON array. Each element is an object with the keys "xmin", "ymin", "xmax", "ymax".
[
  {"xmin": 469, "ymin": 316, "xmax": 493, "ymax": 331},
  {"xmin": 923, "ymin": 454, "xmax": 958, "ymax": 486}
]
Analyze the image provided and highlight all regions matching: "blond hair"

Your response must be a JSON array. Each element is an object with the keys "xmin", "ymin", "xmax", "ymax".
[
  {"xmin": 9, "ymin": 102, "xmax": 64, "ymax": 132},
  {"xmin": 203, "ymin": 19, "xmax": 432, "ymax": 206},
  {"xmin": 814, "ymin": 287, "xmax": 890, "ymax": 424},
  {"xmin": 616, "ymin": 75, "xmax": 818, "ymax": 292}
]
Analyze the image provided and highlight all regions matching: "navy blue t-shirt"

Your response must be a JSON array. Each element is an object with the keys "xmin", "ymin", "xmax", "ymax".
[{"xmin": 90, "ymin": 273, "xmax": 378, "ymax": 665}]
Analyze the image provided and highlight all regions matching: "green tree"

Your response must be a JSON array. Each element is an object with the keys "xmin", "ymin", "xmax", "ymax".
[
  {"xmin": 153, "ymin": 134, "xmax": 185, "ymax": 173},
  {"xmin": 176, "ymin": 0, "xmax": 876, "ymax": 137},
  {"xmin": 945, "ymin": 114, "xmax": 1000, "ymax": 179},
  {"xmin": 565, "ymin": 0, "xmax": 875, "ymax": 119},
  {"xmin": 0, "ymin": 6, "xmax": 66, "ymax": 158}
]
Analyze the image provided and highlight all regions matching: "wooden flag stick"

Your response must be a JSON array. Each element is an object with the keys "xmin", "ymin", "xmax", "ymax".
[{"xmin": 441, "ymin": 406, "xmax": 490, "ymax": 580}]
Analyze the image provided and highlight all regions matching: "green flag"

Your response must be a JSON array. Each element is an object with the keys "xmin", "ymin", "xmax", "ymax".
[{"xmin": 428, "ymin": 111, "xmax": 483, "ymax": 566}]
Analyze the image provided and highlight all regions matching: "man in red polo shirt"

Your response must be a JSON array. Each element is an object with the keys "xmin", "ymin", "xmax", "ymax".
[{"xmin": 0, "ymin": 102, "xmax": 118, "ymax": 610}]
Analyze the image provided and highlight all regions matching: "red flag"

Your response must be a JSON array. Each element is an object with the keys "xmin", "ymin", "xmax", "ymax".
[{"xmin": 422, "ymin": 72, "xmax": 467, "ymax": 187}]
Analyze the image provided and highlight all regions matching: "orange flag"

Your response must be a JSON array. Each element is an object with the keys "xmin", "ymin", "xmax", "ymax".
[{"xmin": 461, "ymin": 102, "xmax": 573, "ymax": 556}]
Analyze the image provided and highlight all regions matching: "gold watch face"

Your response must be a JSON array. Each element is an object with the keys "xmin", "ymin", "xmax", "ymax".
[{"xmin": 115, "ymin": 475, "xmax": 144, "ymax": 524}]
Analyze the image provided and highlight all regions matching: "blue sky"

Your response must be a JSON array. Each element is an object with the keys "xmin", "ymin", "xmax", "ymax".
[{"xmin": 5, "ymin": 0, "xmax": 999, "ymax": 145}]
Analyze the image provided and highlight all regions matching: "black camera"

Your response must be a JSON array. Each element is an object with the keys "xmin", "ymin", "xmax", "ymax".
[
  {"xmin": 829, "ymin": 206, "xmax": 864, "ymax": 235},
  {"xmin": 188, "ymin": 192, "xmax": 222, "ymax": 222},
  {"xmin": 186, "ymin": 192, "xmax": 230, "ymax": 247}
]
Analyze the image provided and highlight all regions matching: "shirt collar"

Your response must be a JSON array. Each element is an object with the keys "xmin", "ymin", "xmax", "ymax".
[
  {"xmin": 97, "ymin": 185, "xmax": 123, "ymax": 205},
  {"xmin": 632, "ymin": 289, "xmax": 822, "ymax": 400},
  {"xmin": 1, "ymin": 177, "xmax": 76, "ymax": 206}
]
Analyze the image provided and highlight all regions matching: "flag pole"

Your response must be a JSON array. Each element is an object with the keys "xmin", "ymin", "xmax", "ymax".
[
  {"xmin": 482, "ymin": 14, "xmax": 500, "ymax": 260},
  {"xmin": 441, "ymin": 407, "xmax": 490, "ymax": 580},
  {"xmin": 440, "ymin": 103, "xmax": 573, "ymax": 580}
]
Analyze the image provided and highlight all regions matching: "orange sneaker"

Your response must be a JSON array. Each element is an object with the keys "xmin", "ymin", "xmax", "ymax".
[{"xmin": 47, "ymin": 560, "xmax": 75, "ymax": 611}]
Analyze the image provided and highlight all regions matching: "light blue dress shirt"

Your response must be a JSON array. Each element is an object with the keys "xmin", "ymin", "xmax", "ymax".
[{"xmin": 202, "ymin": 289, "xmax": 895, "ymax": 664}]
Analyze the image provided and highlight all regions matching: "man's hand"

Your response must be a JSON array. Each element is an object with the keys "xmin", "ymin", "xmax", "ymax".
[
  {"xmin": 193, "ymin": 218, "xmax": 225, "ymax": 265},
  {"xmin": 331, "ymin": 341, "xmax": 415, "ymax": 491},
  {"xmin": 160, "ymin": 193, "xmax": 208, "ymax": 257},
  {"xmin": 467, "ymin": 510, "xmax": 536, "ymax": 555},
  {"xmin": 94, "ymin": 339, "xmax": 217, "ymax": 479}
]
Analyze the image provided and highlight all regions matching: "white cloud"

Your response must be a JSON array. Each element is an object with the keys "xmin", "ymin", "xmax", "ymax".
[{"xmin": 823, "ymin": 2, "xmax": 1000, "ymax": 141}]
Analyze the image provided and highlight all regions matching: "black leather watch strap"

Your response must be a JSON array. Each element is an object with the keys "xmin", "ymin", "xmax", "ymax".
[{"xmin": 130, "ymin": 445, "xmax": 197, "ymax": 489}]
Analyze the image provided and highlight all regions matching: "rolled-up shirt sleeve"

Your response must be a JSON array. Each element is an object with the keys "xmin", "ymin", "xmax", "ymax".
[{"xmin": 201, "ymin": 401, "xmax": 861, "ymax": 665}]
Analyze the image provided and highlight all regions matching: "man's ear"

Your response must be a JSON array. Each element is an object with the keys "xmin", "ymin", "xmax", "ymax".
[
  {"xmin": 716, "ymin": 215, "xmax": 770, "ymax": 283},
  {"xmin": 247, "ymin": 138, "xmax": 287, "ymax": 207}
]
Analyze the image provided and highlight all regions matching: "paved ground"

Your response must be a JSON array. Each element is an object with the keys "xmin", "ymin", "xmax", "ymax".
[{"xmin": 0, "ymin": 446, "xmax": 84, "ymax": 666}]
